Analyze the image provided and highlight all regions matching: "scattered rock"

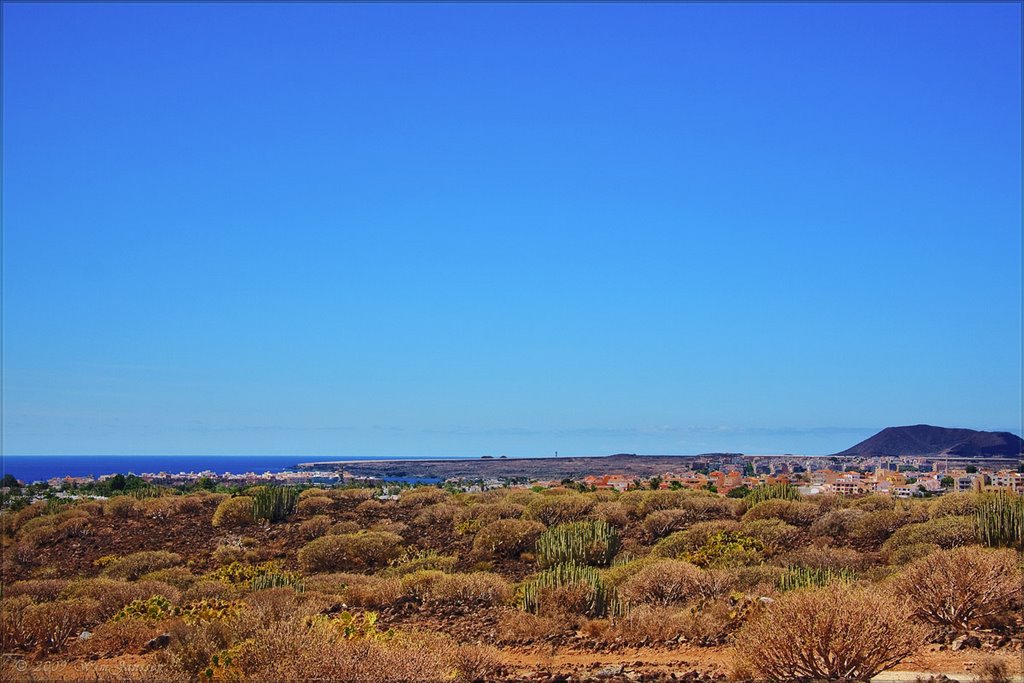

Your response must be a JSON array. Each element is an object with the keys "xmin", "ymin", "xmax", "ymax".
[
  {"xmin": 144, "ymin": 633, "xmax": 171, "ymax": 651},
  {"xmin": 596, "ymin": 665, "xmax": 624, "ymax": 678},
  {"xmin": 78, "ymin": 630, "xmax": 92, "ymax": 641}
]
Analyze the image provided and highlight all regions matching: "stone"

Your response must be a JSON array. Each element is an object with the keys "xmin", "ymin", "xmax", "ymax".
[{"xmin": 144, "ymin": 633, "xmax": 171, "ymax": 651}]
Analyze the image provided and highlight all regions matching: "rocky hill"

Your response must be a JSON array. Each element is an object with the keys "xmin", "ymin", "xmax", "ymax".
[{"xmin": 833, "ymin": 424, "xmax": 1023, "ymax": 458}]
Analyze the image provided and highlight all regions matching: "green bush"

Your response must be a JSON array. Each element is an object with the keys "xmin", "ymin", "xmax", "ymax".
[
  {"xmin": 742, "ymin": 500, "xmax": 818, "ymax": 527},
  {"xmin": 298, "ymin": 531, "xmax": 403, "ymax": 572},
  {"xmin": 472, "ymin": 519, "xmax": 546, "ymax": 559},
  {"xmin": 524, "ymin": 494, "xmax": 594, "ymax": 526},
  {"xmin": 653, "ymin": 520, "xmax": 742, "ymax": 558},
  {"xmin": 401, "ymin": 570, "xmax": 511, "ymax": 607},
  {"xmin": 683, "ymin": 531, "xmax": 764, "ymax": 569},
  {"xmin": 882, "ymin": 515, "xmax": 976, "ymax": 558},
  {"xmin": 212, "ymin": 496, "xmax": 256, "ymax": 528},
  {"xmin": 101, "ymin": 550, "xmax": 183, "ymax": 580}
]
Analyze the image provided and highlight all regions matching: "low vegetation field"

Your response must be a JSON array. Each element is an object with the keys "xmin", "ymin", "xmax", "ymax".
[{"xmin": 1, "ymin": 483, "xmax": 1022, "ymax": 681}]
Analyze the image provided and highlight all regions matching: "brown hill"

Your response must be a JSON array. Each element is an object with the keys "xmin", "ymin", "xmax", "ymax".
[{"xmin": 833, "ymin": 424, "xmax": 1023, "ymax": 458}]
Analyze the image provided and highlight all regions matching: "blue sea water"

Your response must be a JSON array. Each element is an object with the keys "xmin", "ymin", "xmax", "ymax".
[{"xmin": 0, "ymin": 455, "xmax": 475, "ymax": 483}]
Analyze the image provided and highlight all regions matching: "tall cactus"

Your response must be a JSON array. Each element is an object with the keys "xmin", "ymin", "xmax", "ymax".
[
  {"xmin": 252, "ymin": 486, "xmax": 299, "ymax": 523},
  {"xmin": 976, "ymin": 490, "xmax": 1024, "ymax": 549},
  {"xmin": 536, "ymin": 520, "xmax": 620, "ymax": 568},
  {"xmin": 778, "ymin": 566, "xmax": 855, "ymax": 591},
  {"xmin": 745, "ymin": 483, "xmax": 800, "ymax": 505},
  {"xmin": 518, "ymin": 563, "xmax": 622, "ymax": 617}
]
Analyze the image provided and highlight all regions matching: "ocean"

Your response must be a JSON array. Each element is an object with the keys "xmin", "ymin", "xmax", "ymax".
[{"xmin": 0, "ymin": 455, "xmax": 476, "ymax": 483}]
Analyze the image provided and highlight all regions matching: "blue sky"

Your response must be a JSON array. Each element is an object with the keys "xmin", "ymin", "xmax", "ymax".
[{"xmin": 3, "ymin": 3, "xmax": 1021, "ymax": 457}]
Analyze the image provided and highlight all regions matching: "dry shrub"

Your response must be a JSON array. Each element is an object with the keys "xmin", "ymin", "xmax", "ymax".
[
  {"xmin": 299, "ymin": 488, "xmax": 332, "ymax": 500},
  {"xmin": 612, "ymin": 605, "xmax": 693, "ymax": 644},
  {"xmin": 178, "ymin": 492, "xmax": 224, "ymax": 514},
  {"xmin": 472, "ymin": 519, "xmax": 546, "ymax": 558},
  {"xmin": 496, "ymin": 609, "xmax": 573, "ymax": 643},
  {"xmin": 453, "ymin": 643, "xmax": 502, "ymax": 683},
  {"xmin": 892, "ymin": 547, "xmax": 1023, "ymax": 630},
  {"xmin": 296, "ymin": 495, "xmax": 334, "ymax": 517},
  {"xmin": 742, "ymin": 499, "xmax": 818, "ymax": 527},
  {"xmin": 341, "ymin": 575, "xmax": 406, "ymax": 608},
  {"xmin": 157, "ymin": 618, "xmax": 234, "ymax": 679},
  {"xmin": 245, "ymin": 587, "xmax": 320, "ymax": 623},
  {"xmin": 735, "ymin": 584, "xmax": 926, "ymax": 681},
  {"xmin": 740, "ymin": 519, "xmax": 804, "ymax": 556},
  {"xmin": 141, "ymin": 496, "xmax": 185, "ymax": 519},
  {"xmin": 414, "ymin": 502, "xmax": 462, "ymax": 526},
  {"xmin": 457, "ymin": 502, "xmax": 525, "ymax": 526},
  {"xmin": 299, "ymin": 514, "xmax": 333, "ymax": 539},
  {"xmin": 101, "ymin": 550, "xmax": 183, "ymax": 580},
  {"xmin": 850, "ymin": 508, "xmax": 914, "ymax": 548},
  {"xmin": 211, "ymin": 496, "xmax": 255, "ymax": 528},
  {"xmin": 212, "ymin": 543, "xmax": 247, "ymax": 565},
  {"xmin": 778, "ymin": 544, "xmax": 875, "ymax": 573},
  {"xmin": 618, "ymin": 489, "xmax": 691, "ymax": 518},
  {"xmin": 323, "ymin": 521, "xmax": 359, "ymax": 537},
  {"xmin": 61, "ymin": 578, "xmax": 148, "ymax": 618},
  {"xmin": 139, "ymin": 567, "xmax": 197, "ymax": 590},
  {"xmin": 882, "ymin": 515, "xmax": 976, "ymax": 557},
  {"xmin": 371, "ymin": 519, "xmax": 408, "ymax": 536},
  {"xmin": 384, "ymin": 552, "xmax": 458, "ymax": 576},
  {"xmin": 10, "ymin": 501, "xmax": 48, "ymax": 530},
  {"xmin": 524, "ymin": 494, "xmax": 594, "ymax": 526},
  {"xmin": 618, "ymin": 559, "xmax": 703, "ymax": 606},
  {"xmin": 103, "ymin": 496, "xmax": 143, "ymax": 518},
  {"xmin": 223, "ymin": 618, "xmax": 458, "ymax": 682},
  {"xmin": 852, "ymin": 495, "xmax": 896, "ymax": 512},
  {"xmin": 592, "ymin": 501, "xmax": 629, "ymax": 528},
  {"xmin": 808, "ymin": 507, "xmax": 866, "ymax": 540},
  {"xmin": 4, "ymin": 579, "xmax": 69, "ymax": 602},
  {"xmin": 887, "ymin": 542, "xmax": 940, "ymax": 566},
  {"xmin": 653, "ymin": 520, "xmax": 741, "ymax": 558},
  {"xmin": 300, "ymin": 572, "xmax": 399, "ymax": 606},
  {"xmin": 1, "ymin": 596, "xmax": 100, "ymax": 653},
  {"xmin": 642, "ymin": 509, "xmax": 694, "ymax": 539},
  {"xmin": 69, "ymin": 616, "xmax": 163, "ymax": 657},
  {"xmin": 332, "ymin": 488, "xmax": 376, "ymax": 502},
  {"xmin": 930, "ymin": 492, "xmax": 980, "ymax": 519},
  {"xmin": 182, "ymin": 579, "xmax": 233, "ymax": 603},
  {"xmin": 401, "ymin": 571, "xmax": 512, "ymax": 607},
  {"xmin": 356, "ymin": 499, "xmax": 384, "ymax": 513},
  {"xmin": 298, "ymin": 531, "xmax": 404, "ymax": 573},
  {"xmin": 974, "ymin": 655, "xmax": 1013, "ymax": 683},
  {"xmin": 398, "ymin": 487, "xmax": 450, "ymax": 507}
]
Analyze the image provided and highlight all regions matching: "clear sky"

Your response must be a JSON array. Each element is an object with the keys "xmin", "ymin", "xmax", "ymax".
[{"xmin": 3, "ymin": 2, "xmax": 1021, "ymax": 457}]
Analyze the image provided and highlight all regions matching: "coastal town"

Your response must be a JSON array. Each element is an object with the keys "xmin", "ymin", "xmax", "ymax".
[{"xmin": 5, "ymin": 454, "xmax": 1022, "ymax": 508}]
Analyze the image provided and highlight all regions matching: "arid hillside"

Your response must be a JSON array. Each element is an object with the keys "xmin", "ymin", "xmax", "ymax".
[{"xmin": 1, "ymin": 483, "xmax": 1022, "ymax": 682}]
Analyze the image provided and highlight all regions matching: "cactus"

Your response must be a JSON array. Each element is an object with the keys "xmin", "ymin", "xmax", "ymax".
[
  {"xmin": 976, "ymin": 490, "xmax": 1024, "ymax": 549},
  {"xmin": 536, "ymin": 520, "xmax": 620, "ymax": 568},
  {"xmin": 112, "ymin": 595, "xmax": 175, "ymax": 622},
  {"xmin": 778, "ymin": 566, "xmax": 855, "ymax": 591},
  {"xmin": 252, "ymin": 486, "xmax": 298, "ymax": 523},
  {"xmin": 250, "ymin": 571, "xmax": 305, "ymax": 593},
  {"xmin": 308, "ymin": 610, "xmax": 395, "ymax": 642},
  {"xmin": 518, "ymin": 563, "xmax": 622, "ymax": 617},
  {"xmin": 745, "ymin": 483, "xmax": 800, "ymax": 505},
  {"xmin": 127, "ymin": 484, "xmax": 166, "ymax": 500}
]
